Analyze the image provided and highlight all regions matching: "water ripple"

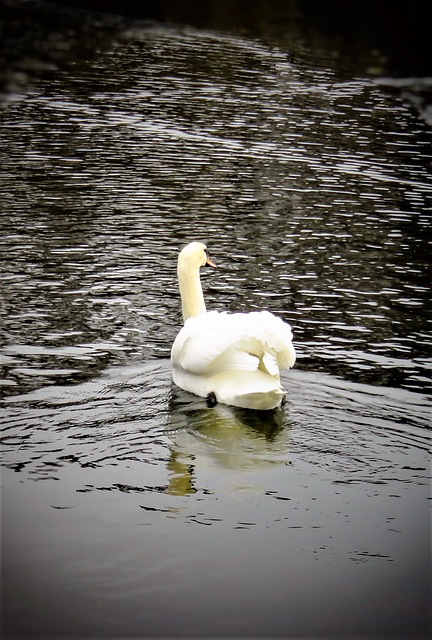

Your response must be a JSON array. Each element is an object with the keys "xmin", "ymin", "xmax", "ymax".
[{"xmin": 1, "ymin": 22, "xmax": 431, "ymax": 398}]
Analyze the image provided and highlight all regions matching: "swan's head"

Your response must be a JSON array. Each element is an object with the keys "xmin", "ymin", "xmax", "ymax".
[{"xmin": 178, "ymin": 242, "xmax": 217, "ymax": 271}]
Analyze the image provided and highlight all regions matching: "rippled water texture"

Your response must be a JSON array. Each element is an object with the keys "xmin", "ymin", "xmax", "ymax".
[
  {"xmin": 2, "ymin": 16, "xmax": 431, "ymax": 394},
  {"xmin": 2, "ymin": 364, "xmax": 430, "ymax": 636},
  {"xmin": 1, "ymin": 2, "xmax": 431, "ymax": 637}
]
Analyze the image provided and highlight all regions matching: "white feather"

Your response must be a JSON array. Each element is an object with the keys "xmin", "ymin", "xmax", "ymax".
[{"xmin": 171, "ymin": 243, "xmax": 296, "ymax": 410}]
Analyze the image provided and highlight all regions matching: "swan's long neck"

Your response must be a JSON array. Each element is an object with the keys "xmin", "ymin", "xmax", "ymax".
[{"xmin": 178, "ymin": 262, "xmax": 206, "ymax": 321}]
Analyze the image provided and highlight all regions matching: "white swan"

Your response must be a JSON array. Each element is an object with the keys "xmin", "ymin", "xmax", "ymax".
[{"xmin": 171, "ymin": 242, "xmax": 296, "ymax": 410}]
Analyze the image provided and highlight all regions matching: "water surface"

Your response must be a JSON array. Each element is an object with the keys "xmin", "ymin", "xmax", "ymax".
[{"xmin": 1, "ymin": 2, "xmax": 431, "ymax": 637}]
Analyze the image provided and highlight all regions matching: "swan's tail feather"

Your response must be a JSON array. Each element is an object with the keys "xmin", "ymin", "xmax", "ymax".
[
  {"xmin": 230, "ymin": 389, "xmax": 285, "ymax": 411},
  {"xmin": 208, "ymin": 369, "xmax": 285, "ymax": 409},
  {"xmin": 172, "ymin": 367, "xmax": 286, "ymax": 410}
]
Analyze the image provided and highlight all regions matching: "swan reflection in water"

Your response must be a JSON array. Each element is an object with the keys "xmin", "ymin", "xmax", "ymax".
[{"xmin": 165, "ymin": 386, "xmax": 290, "ymax": 496}]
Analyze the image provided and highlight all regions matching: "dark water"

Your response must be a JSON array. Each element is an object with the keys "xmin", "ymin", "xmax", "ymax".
[{"xmin": 1, "ymin": 1, "xmax": 431, "ymax": 637}]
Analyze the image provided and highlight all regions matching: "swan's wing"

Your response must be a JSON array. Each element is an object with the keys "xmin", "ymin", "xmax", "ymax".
[
  {"xmin": 171, "ymin": 312, "xmax": 254, "ymax": 375},
  {"xmin": 171, "ymin": 310, "xmax": 295, "ymax": 375}
]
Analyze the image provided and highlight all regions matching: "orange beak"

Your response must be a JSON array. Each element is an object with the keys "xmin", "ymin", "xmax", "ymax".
[{"xmin": 205, "ymin": 248, "xmax": 217, "ymax": 268}]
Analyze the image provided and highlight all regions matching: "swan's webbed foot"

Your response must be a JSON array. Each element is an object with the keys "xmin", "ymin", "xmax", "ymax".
[{"xmin": 206, "ymin": 392, "xmax": 218, "ymax": 408}]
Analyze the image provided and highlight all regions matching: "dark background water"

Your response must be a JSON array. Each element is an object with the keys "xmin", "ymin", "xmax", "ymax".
[
  {"xmin": 1, "ymin": 0, "xmax": 431, "ymax": 396},
  {"xmin": 1, "ymin": 1, "xmax": 431, "ymax": 638},
  {"xmin": 3, "ymin": 0, "xmax": 432, "ymax": 97},
  {"xmin": 46, "ymin": 0, "xmax": 432, "ymax": 73}
]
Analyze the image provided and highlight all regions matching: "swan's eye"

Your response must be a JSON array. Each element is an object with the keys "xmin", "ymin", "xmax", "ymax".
[{"xmin": 204, "ymin": 248, "xmax": 217, "ymax": 268}]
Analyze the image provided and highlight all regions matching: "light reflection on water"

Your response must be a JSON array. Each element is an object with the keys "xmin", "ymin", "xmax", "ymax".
[
  {"xmin": 1, "ymin": 22, "xmax": 431, "ymax": 394},
  {"xmin": 2, "ymin": 362, "xmax": 430, "ymax": 635},
  {"xmin": 1, "ymin": 4, "xmax": 431, "ymax": 637}
]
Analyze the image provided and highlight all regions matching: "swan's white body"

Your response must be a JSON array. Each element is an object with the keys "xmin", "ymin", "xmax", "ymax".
[{"xmin": 171, "ymin": 242, "xmax": 296, "ymax": 410}]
